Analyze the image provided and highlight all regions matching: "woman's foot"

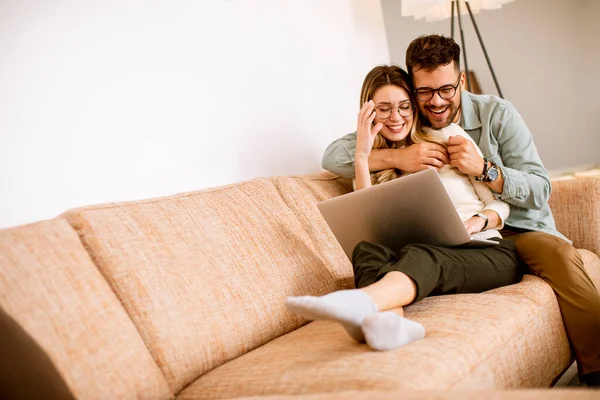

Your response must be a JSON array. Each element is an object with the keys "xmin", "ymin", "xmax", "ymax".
[
  {"xmin": 285, "ymin": 290, "xmax": 377, "ymax": 342},
  {"xmin": 362, "ymin": 311, "xmax": 425, "ymax": 351}
]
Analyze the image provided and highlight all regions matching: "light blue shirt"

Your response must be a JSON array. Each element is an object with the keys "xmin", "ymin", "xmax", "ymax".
[{"xmin": 321, "ymin": 91, "xmax": 567, "ymax": 241}]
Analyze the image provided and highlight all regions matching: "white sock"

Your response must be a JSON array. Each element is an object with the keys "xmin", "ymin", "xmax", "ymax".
[
  {"xmin": 362, "ymin": 311, "xmax": 425, "ymax": 351},
  {"xmin": 285, "ymin": 290, "xmax": 377, "ymax": 342}
]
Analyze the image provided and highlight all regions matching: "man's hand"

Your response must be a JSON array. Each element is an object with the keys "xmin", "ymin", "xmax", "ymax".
[
  {"xmin": 447, "ymin": 135, "xmax": 485, "ymax": 177},
  {"xmin": 393, "ymin": 142, "xmax": 449, "ymax": 173}
]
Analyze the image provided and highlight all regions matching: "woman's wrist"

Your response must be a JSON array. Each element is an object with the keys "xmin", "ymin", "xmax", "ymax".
[{"xmin": 355, "ymin": 153, "xmax": 370, "ymax": 166}]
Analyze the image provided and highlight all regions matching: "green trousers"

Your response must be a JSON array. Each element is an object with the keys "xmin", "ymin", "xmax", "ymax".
[{"xmin": 352, "ymin": 239, "xmax": 525, "ymax": 303}]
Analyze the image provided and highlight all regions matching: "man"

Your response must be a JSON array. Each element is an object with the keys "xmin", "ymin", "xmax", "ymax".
[{"xmin": 321, "ymin": 34, "xmax": 600, "ymax": 387}]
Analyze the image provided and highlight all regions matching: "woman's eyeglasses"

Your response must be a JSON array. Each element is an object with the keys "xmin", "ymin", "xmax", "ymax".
[{"xmin": 374, "ymin": 102, "xmax": 415, "ymax": 119}]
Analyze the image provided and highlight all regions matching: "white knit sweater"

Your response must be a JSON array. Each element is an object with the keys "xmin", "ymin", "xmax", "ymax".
[{"xmin": 423, "ymin": 123, "xmax": 509, "ymax": 228}]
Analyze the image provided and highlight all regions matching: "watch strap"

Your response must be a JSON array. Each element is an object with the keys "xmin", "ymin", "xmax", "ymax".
[
  {"xmin": 475, "ymin": 212, "xmax": 489, "ymax": 230},
  {"xmin": 476, "ymin": 158, "xmax": 489, "ymax": 181}
]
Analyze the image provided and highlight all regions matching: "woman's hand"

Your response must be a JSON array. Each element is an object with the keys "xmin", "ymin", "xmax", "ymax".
[
  {"xmin": 463, "ymin": 210, "xmax": 501, "ymax": 234},
  {"xmin": 355, "ymin": 100, "xmax": 383, "ymax": 161},
  {"xmin": 463, "ymin": 216, "xmax": 486, "ymax": 234}
]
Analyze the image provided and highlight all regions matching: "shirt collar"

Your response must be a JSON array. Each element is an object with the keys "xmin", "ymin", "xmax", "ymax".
[{"xmin": 459, "ymin": 91, "xmax": 481, "ymax": 131}]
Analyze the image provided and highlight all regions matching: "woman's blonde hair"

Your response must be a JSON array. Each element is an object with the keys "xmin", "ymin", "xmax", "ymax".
[{"xmin": 359, "ymin": 65, "xmax": 446, "ymax": 186}]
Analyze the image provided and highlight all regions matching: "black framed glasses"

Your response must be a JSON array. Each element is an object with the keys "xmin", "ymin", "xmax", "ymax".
[
  {"xmin": 414, "ymin": 76, "xmax": 461, "ymax": 101},
  {"xmin": 374, "ymin": 101, "xmax": 415, "ymax": 119}
]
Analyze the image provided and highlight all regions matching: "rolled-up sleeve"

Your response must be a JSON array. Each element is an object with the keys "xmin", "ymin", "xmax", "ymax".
[
  {"xmin": 321, "ymin": 132, "xmax": 358, "ymax": 178},
  {"xmin": 492, "ymin": 102, "xmax": 551, "ymax": 210}
]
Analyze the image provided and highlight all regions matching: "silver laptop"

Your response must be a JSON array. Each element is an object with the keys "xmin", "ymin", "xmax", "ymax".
[{"xmin": 317, "ymin": 168, "xmax": 499, "ymax": 260}]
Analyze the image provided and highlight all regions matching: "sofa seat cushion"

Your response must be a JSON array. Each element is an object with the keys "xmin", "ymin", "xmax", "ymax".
[
  {"xmin": 0, "ymin": 220, "xmax": 171, "ymax": 400},
  {"xmin": 177, "ymin": 272, "xmax": 577, "ymax": 399},
  {"xmin": 61, "ymin": 177, "xmax": 353, "ymax": 394}
]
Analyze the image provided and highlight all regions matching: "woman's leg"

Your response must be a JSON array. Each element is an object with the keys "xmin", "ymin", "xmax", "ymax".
[
  {"xmin": 360, "ymin": 271, "xmax": 417, "ymax": 311},
  {"xmin": 354, "ymin": 239, "xmax": 524, "ymax": 350},
  {"xmin": 286, "ymin": 239, "xmax": 523, "ymax": 347},
  {"xmin": 355, "ymin": 239, "xmax": 524, "ymax": 305},
  {"xmin": 285, "ymin": 241, "xmax": 416, "ymax": 343}
]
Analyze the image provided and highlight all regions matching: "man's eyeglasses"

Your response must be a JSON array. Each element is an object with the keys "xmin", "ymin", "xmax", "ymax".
[
  {"xmin": 414, "ymin": 76, "xmax": 461, "ymax": 101},
  {"xmin": 374, "ymin": 101, "xmax": 415, "ymax": 119}
]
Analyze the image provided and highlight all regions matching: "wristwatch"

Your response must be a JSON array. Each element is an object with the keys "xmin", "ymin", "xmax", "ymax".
[
  {"xmin": 474, "ymin": 212, "xmax": 489, "ymax": 230},
  {"xmin": 475, "ymin": 158, "xmax": 500, "ymax": 182}
]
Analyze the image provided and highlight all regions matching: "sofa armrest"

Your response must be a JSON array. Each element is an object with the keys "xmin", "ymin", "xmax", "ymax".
[{"xmin": 549, "ymin": 177, "xmax": 600, "ymax": 255}]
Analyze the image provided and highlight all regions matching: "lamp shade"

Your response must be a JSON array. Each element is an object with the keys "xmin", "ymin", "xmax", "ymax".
[{"xmin": 401, "ymin": 0, "xmax": 516, "ymax": 22}]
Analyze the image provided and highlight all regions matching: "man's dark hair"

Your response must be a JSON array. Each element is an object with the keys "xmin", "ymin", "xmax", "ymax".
[{"xmin": 405, "ymin": 35, "xmax": 461, "ymax": 74}]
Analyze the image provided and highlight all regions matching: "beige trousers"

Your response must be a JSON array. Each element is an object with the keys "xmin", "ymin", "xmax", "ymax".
[{"xmin": 501, "ymin": 228, "xmax": 600, "ymax": 375}]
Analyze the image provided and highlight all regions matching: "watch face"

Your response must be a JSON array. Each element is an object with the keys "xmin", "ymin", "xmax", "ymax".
[{"xmin": 487, "ymin": 166, "xmax": 499, "ymax": 182}]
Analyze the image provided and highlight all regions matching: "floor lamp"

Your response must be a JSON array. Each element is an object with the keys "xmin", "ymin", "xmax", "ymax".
[{"xmin": 401, "ymin": 0, "xmax": 516, "ymax": 99}]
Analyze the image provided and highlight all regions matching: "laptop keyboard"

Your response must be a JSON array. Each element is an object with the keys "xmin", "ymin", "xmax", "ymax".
[{"xmin": 471, "ymin": 229, "xmax": 502, "ymax": 240}]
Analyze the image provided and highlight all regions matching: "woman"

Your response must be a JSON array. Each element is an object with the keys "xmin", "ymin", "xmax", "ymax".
[{"xmin": 285, "ymin": 65, "xmax": 524, "ymax": 351}]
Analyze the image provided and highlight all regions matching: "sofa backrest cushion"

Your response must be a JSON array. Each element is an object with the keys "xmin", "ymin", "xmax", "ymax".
[
  {"xmin": 272, "ymin": 173, "xmax": 354, "ymax": 283},
  {"xmin": 0, "ymin": 219, "xmax": 172, "ymax": 400},
  {"xmin": 61, "ymin": 174, "xmax": 353, "ymax": 394},
  {"xmin": 549, "ymin": 177, "xmax": 600, "ymax": 255}
]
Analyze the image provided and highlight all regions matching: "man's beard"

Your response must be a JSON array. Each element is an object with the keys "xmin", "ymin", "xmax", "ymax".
[{"xmin": 419, "ymin": 102, "xmax": 461, "ymax": 129}]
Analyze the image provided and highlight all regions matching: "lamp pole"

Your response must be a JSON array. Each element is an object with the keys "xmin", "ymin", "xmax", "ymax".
[
  {"xmin": 454, "ymin": 0, "xmax": 471, "ymax": 92},
  {"xmin": 464, "ymin": 1, "xmax": 504, "ymax": 98}
]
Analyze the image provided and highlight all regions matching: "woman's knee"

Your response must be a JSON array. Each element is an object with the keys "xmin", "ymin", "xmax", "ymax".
[
  {"xmin": 352, "ymin": 241, "xmax": 393, "ymax": 263},
  {"xmin": 398, "ymin": 243, "xmax": 437, "ymax": 258}
]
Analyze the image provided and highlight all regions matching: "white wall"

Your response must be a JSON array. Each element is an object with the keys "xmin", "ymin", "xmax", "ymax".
[
  {"xmin": 0, "ymin": 0, "xmax": 390, "ymax": 229},
  {"xmin": 381, "ymin": 0, "xmax": 600, "ymax": 173}
]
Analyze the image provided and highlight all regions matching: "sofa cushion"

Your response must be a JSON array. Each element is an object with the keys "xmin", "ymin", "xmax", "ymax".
[
  {"xmin": 549, "ymin": 177, "xmax": 600, "ymax": 256},
  {"xmin": 177, "ymin": 266, "xmax": 587, "ymax": 399},
  {"xmin": 275, "ymin": 172, "xmax": 352, "ymax": 203},
  {"xmin": 61, "ymin": 176, "xmax": 353, "ymax": 394},
  {"xmin": 186, "ymin": 249, "xmax": 598, "ymax": 398},
  {"xmin": 0, "ymin": 219, "xmax": 171, "ymax": 400},
  {"xmin": 272, "ymin": 173, "xmax": 354, "ymax": 284}
]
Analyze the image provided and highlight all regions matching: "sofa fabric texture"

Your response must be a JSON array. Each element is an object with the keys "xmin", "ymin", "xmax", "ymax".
[
  {"xmin": 177, "ymin": 270, "xmax": 593, "ymax": 398},
  {"xmin": 0, "ymin": 172, "xmax": 598, "ymax": 398},
  {"xmin": 61, "ymin": 176, "xmax": 354, "ymax": 394},
  {"xmin": 0, "ymin": 220, "xmax": 171, "ymax": 400},
  {"xmin": 549, "ymin": 178, "xmax": 600, "ymax": 256}
]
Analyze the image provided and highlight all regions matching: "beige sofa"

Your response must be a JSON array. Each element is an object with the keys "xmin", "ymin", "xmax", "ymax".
[{"xmin": 0, "ymin": 172, "xmax": 599, "ymax": 399}]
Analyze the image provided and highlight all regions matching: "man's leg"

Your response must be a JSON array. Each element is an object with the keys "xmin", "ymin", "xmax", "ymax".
[{"xmin": 503, "ymin": 230, "xmax": 600, "ymax": 384}]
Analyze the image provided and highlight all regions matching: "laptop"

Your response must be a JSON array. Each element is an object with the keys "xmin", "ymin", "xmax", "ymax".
[{"xmin": 316, "ymin": 168, "xmax": 499, "ymax": 260}]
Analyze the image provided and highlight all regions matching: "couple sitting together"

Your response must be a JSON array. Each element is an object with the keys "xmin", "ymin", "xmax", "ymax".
[{"xmin": 285, "ymin": 34, "xmax": 600, "ymax": 387}]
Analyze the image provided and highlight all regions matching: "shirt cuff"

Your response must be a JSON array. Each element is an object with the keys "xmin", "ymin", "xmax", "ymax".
[{"xmin": 498, "ymin": 165, "xmax": 526, "ymax": 202}]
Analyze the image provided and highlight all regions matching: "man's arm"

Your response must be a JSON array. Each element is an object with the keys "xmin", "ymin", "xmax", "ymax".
[
  {"xmin": 322, "ymin": 132, "xmax": 397, "ymax": 178},
  {"xmin": 322, "ymin": 132, "xmax": 449, "ymax": 178},
  {"xmin": 493, "ymin": 102, "xmax": 551, "ymax": 210}
]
